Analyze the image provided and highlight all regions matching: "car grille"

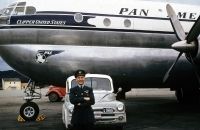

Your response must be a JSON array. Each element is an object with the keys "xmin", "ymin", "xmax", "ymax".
[
  {"xmin": 101, "ymin": 114, "xmax": 115, "ymax": 116},
  {"xmin": 94, "ymin": 108, "xmax": 115, "ymax": 113},
  {"xmin": 95, "ymin": 118, "xmax": 115, "ymax": 121},
  {"xmin": 93, "ymin": 108, "xmax": 117, "ymax": 122}
]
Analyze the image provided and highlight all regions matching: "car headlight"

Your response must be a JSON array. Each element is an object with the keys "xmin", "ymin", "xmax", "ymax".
[{"xmin": 117, "ymin": 104, "xmax": 124, "ymax": 111}]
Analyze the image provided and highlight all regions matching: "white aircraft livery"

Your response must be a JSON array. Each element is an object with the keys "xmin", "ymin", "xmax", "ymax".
[{"xmin": 0, "ymin": 0, "xmax": 199, "ymax": 121}]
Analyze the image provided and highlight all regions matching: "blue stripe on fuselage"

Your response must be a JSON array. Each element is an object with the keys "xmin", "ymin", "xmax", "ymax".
[{"xmin": 9, "ymin": 14, "xmax": 95, "ymax": 27}]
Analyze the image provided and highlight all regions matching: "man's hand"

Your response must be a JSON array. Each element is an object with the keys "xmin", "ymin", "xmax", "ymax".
[{"xmin": 84, "ymin": 97, "xmax": 90, "ymax": 101}]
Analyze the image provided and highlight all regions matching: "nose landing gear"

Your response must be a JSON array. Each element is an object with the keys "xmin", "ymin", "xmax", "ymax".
[
  {"xmin": 20, "ymin": 101, "xmax": 39, "ymax": 121},
  {"xmin": 19, "ymin": 79, "xmax": 41, "ymax": 121}
]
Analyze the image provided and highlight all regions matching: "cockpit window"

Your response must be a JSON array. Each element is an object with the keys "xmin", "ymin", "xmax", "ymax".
[
  {"xmin": 25, "ymin": 6, "xmax": 36, "ymax": 15},
  {"xmin": 0, "ymin": 2, "xmax": 36, "ymax": 16},
  {"xmin": 3, "ymin": 8, "xmax": 14, "ymax": 16},
  {"xmin": 13, "ymin": 7, "xmax": 25, "ymax": 15},
  {"xmin": 17, "ymin": 2, "xmax": 26, "ymax": 6}
]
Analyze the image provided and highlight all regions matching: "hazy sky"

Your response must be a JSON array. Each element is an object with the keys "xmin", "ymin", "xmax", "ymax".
[{"xmin": 0, "ymin": 57, "xmax": 13, "ymax": 71}]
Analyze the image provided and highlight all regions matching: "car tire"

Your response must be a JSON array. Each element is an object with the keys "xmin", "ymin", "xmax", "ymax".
[
  {"xmin": 20, "ymin": 102, "xmax": 39, "ymax": 121},
  {"xmin": 48, "ymin": 92, "xmax": 60, "ymax": 102}
]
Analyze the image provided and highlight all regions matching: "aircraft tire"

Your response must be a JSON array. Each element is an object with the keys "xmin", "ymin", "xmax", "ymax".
[
  {"xmin": 48, "ymin": 92, "xmax": 61, "ymax": 102},
  {"xmin": 20, "ymin": 102, "xmax": 39, "ymax": 121}
]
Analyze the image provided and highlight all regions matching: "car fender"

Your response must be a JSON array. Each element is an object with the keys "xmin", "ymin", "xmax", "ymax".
[{"xmin": 46, "ymin": 88, "xmax": 66, "ymax": 98}]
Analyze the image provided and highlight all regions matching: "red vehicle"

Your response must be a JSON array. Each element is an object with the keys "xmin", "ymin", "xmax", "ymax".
[{"xmin": 46, "ymin": 86, "xmax": 66, "ymax": 102}]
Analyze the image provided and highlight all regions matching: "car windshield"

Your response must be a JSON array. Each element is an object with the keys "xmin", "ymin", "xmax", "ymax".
[{"xmin": 71, "ymin": 77, "xmax": 111, "ymax": 91}]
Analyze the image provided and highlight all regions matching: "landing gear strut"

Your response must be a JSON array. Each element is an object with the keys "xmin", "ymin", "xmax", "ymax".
[{"xmin": 19, "ymin": 79, "xmax": 41, "ymax": 121}]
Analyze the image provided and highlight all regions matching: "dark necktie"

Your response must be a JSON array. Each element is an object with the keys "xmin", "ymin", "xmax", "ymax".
[{"xmin": 80, "ymin": 85, "xmax": 83, "ymax": 90}]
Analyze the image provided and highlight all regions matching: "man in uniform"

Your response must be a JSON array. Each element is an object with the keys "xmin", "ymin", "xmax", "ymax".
[{"xmin": 69, "ymin": 69, "xmax": 95, "ymax": 130}]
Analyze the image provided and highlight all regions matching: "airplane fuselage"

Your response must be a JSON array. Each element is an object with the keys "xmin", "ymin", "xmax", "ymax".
[{"xmin": 0, "ymin": 0, "xmax": 199, "ymax": 90}]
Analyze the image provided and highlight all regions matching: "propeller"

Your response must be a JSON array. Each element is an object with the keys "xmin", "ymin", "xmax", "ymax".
[
  {"xmin": 163, "ymin": 52, "xmax": 183, "ymax": 83},
  {"xmin": 163, "ymin": 4, "xmax": 200, "ymax": 83}
]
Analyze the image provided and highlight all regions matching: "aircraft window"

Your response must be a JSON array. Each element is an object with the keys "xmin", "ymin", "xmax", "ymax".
[
  {"xmin": 74, "ymin": 13, "xmax": 83, "ymax": 23},
  {"xmin": 13, "ymin": 7, "xmax": 25, "ymax": 15},
  {"xmin": 17, "ymin": 2, "xmax": 26, "ymax": 6},
  {"xmin": 103, "ymin": 18, "xmax": 111, "ymax": 27},
  {"xmin": 2, "ymin": 8, "xmax": 14, "ymax": 16},
  {"xmin": 124, "ymin": 19, "xmax": 131, "ymax": 28},
  {"xmin": 26, "ymin": 6, "xmax": 36, "ymax": 15}
]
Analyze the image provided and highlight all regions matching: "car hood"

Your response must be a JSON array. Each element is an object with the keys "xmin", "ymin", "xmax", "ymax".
[{"xmin": 94, "ymin": 92, "xmax": 116, "ymax": 102}]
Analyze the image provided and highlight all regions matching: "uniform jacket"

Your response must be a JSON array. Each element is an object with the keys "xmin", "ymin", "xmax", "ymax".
[{"xmin": 69, "ymin": 85, "xmax": 95, "ymax": 125}]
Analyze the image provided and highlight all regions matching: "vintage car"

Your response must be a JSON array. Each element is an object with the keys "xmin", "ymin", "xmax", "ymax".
[
  {"xmin": 46, "ymin": 85, "xmax": 66, "ymax": 102},
  {"xmin": 62, "ymin": 74, "xmax": 126, "ymax": 130}
]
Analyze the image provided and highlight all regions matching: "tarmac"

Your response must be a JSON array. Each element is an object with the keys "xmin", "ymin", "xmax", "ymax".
[{"xmin": 0, "ymin": 88, "xmax": 200, "ymax": 130}]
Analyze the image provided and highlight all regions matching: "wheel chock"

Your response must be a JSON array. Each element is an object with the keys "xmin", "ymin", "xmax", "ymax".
[
  {"xmin": 17, "ymin": 114, "xmax": 46, "ymax": 122},
  {"xmin": 17, "ymin": 115, "xmax": 25, "ymax": 122},
  {"xmin": 36, "ymin": 114, "xmax": 46, "ymax": 121}
]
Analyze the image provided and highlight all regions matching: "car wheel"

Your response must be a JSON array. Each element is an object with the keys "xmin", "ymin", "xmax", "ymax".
[
  {"xmin": 48, "ymin": 92, "xmax": 60, "ymax": 102},
  {"xmin": 20, "ymin": 102, "xmax": 39, "ymax": 121}
]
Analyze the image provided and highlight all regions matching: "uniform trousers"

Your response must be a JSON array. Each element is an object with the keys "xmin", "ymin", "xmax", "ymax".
[{"xmin": 72, "ymin": 124, "xmax": 94, "ymax": 130}]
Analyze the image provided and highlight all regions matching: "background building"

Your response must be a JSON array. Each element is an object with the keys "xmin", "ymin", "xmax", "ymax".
[
  {"xmin": 0, "ymin": 70, "xmax": 29, "ymax": 90},
  {"xmin": 2, "ymin": 78, "xmax": 21, "ymax": 90}
]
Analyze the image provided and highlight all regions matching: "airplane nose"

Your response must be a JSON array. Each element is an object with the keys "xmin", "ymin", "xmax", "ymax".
[
  {"xmin": 0, "ymin": 45, "xmax": 28, "ymax": 71},
  {"xmin": 0, "ymin": 44, "xmax": 68, "ymax": 86}
]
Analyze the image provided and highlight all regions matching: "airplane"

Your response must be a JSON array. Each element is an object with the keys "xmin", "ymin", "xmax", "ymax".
[{"xmin": 0, "ymin": 0, "xmax": 199, "ymax": 121}]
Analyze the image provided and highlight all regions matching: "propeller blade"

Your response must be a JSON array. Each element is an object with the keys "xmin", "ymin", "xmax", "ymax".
[
  {"xmin": 166, "ymin": 4, "xmax": 186, "ymax": 41},
  {"xmin": 163, "ymin": 52, "xmax": 183, "ymax": 83},
  {"xmin": 186, "ymin": 16, "xmax": 200, "ymax": 43}
]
